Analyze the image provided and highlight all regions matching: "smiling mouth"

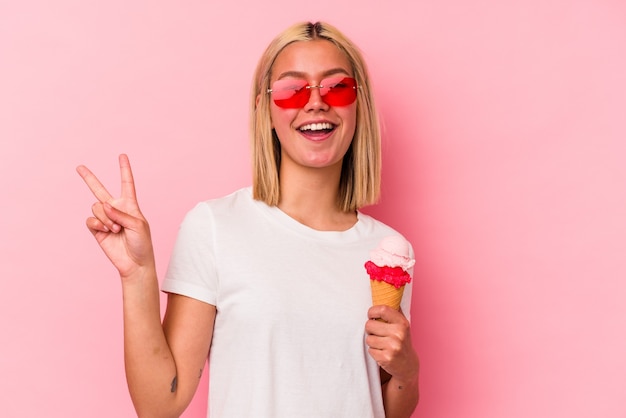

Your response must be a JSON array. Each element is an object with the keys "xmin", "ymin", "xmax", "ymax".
[{"xmin": 298, "ymin": 122, "xmax": 336, "ymax": 135}]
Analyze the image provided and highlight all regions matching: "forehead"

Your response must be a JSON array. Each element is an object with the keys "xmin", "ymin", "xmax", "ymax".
[{"xmin": 271, "ymin": 39, "xmax": 353, "ymax": 80}]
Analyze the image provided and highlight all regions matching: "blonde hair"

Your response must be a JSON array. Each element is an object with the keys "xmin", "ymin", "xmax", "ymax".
[{"xmin": 251, "ymin": 21, "xmax": 381, "ymax": 211}]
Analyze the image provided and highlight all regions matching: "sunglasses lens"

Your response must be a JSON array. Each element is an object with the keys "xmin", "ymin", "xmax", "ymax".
[
  {"xmin": 269, "ymin": 77, "xmax": 357, "ymax": 108},
  {"xmin": 270, "ymin": 79, "xmax": 310, "ymax": 108},
  {"xmin": 319, "ymin": 77, "xmax": 357, "ymax": 106}
]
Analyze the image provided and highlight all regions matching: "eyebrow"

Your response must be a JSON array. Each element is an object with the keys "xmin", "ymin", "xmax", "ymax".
[{"xmin": 276, "ymin": 68, "xmax": 352, "ymax": 80}]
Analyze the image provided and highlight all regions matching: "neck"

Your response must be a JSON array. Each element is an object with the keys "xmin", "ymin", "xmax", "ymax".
[{"xmin": 277, "ymin": 163, "xmax": 356, "ymax": 231}]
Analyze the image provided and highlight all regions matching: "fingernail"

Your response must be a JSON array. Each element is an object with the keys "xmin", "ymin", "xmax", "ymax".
[{"xmin": 111, "ymin": 224, "xmax": 121, "ymax": 233}]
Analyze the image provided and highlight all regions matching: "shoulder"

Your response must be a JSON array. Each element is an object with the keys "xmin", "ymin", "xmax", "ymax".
[
  {"xmin": 357, "ymin": 212, "xmax": 414, "ymax": 256},
  {"xmin": 357, "ymin": 211, "xmax": 403, "ymax": 236},
  {"xmin": 173, "ymin": 187, "xmax": 256, "ymax": 246},
  {"xmin": 184, "ymin": 187, "xmax": 254, "ymax": 219}
]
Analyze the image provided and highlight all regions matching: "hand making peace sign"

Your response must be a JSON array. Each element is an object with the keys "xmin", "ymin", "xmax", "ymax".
[{"xmin": 77, "ymin": 154, "xmax": 155, "ymax": 279}]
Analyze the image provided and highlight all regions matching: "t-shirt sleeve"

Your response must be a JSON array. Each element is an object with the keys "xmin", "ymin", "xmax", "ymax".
[{"xmin": 161, "ymin": 202, "xmax": 218, "ymax": 305}]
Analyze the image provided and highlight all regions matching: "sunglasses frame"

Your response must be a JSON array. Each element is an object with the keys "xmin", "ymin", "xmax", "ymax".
[{"xmin": 267, "ymin": 76, "xmax": 359, "ymax": 109}]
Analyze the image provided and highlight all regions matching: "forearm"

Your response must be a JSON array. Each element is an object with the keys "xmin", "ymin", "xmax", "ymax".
[
  {"xmin": 121, "ymin": 267, "xmax": 180, "ymax": 418},
  {"xmin": 382, "ymin": 373, "xmax": 420, "ymax": 418}
]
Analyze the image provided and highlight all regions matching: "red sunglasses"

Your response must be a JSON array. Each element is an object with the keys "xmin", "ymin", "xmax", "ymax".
[{"xmin": 267, "ymin": 76, "xmax": 358, "ymax": 109}]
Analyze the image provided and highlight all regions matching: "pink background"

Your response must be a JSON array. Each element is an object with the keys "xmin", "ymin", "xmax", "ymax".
[{"xmin": 1, "ymin": 1, "xmax": 625, "ymax": 417}]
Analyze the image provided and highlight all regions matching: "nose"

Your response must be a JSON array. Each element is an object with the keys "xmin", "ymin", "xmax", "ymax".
[{"xmin": 304, "ymin": 85, "xmax": 329, "ymax": 111}]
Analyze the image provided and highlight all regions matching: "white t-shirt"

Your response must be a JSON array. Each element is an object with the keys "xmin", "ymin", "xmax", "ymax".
[{"xmin": 162, "ymin": 188, "xmax": 413, "ymax": 418}]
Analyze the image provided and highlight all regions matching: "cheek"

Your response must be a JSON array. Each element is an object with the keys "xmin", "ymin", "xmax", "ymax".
[
  {"xmin": 270, "ymin": 106, "xmax": 297, "ymax": 134},
  {"xmin": 341, "ymin": 105, "xmax": 358, "ymax": 137}
]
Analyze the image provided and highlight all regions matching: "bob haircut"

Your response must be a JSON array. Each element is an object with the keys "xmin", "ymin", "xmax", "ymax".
[{"xmin": 251, "ymin": 21, "xmax": 381, "ymax": 212}]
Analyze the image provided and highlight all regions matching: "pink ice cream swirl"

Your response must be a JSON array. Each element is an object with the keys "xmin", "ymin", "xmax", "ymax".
[{"xmin": 364, "ymin": 236, "xmax": 416, "ymax": 288}]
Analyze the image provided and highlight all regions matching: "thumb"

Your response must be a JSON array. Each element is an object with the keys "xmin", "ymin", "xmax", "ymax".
[{"xmin": 369, "ymin": 305, "xmax": 404, "ymax": 323}]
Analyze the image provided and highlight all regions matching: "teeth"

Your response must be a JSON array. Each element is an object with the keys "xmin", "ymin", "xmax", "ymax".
[{"xmin": 299, "ymin": 122, "xmax": 334, "ymax": 131}]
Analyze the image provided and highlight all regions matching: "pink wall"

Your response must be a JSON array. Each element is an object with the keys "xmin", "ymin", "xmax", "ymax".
[{"xmin": 1, "ymin": 1, "xmax": 625, "ymax": 417}]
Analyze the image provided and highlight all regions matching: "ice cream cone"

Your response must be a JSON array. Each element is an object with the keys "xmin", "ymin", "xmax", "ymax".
[
  {"xmin": 365, "ymin": 236, "xmax": 415, "ymax": 312},
  {"xmin": 370, "ymin": 279, "xmax": 405, "ymax": 310}
]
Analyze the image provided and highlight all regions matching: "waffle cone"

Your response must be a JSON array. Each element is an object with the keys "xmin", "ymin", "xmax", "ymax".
[{"xmin": 370, "ymin": 280, "xmax": 404, "ymax": 310}]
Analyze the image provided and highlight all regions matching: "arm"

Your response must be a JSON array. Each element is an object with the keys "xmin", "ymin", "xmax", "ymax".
[
  {"xmin": 365, "ymin": 306, "xmax": 420, "ymax": 418},
  {"xmin": 77, "ymin": 155, "xmax": 214, "ymax": 417},
  {"xmin": 122, "ymin": 268, "xmax": 215, "ymax": 418}
]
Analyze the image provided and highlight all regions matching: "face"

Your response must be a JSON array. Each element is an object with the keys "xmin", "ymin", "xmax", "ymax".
[{"xmin": 268, "ymin": 39, "xmax": 357, "ymax": 174}]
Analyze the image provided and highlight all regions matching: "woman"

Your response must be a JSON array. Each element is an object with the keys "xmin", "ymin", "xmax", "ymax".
[{"xmin": 78, "ymin": 21, "xmax": 419, "ymax": 418}]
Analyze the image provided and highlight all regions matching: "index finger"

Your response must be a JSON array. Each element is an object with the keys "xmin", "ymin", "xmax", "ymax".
[
  {"xmin": 76, "ymin": 164, "xmax": 113, "ymax": 203},
  {"xmin": 368, "ymin": 305, "xmax": 405, "ymax": 323},
  {"xmin": 118, "ymin": 154, "xmax": 137, "ymax": 200}
]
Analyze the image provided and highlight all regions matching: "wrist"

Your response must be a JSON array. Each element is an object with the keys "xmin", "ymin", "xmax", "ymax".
[
  {"xmin": 389, "ymin": 372, "xmax": 419, "ymax": 390},
  {"xmin": 390, "ymin": 355, "xmax": 420, "ymax": 388},
  {"xmin": 120, "ymin": 263, "xmax": 157, "ymax": 285}
]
